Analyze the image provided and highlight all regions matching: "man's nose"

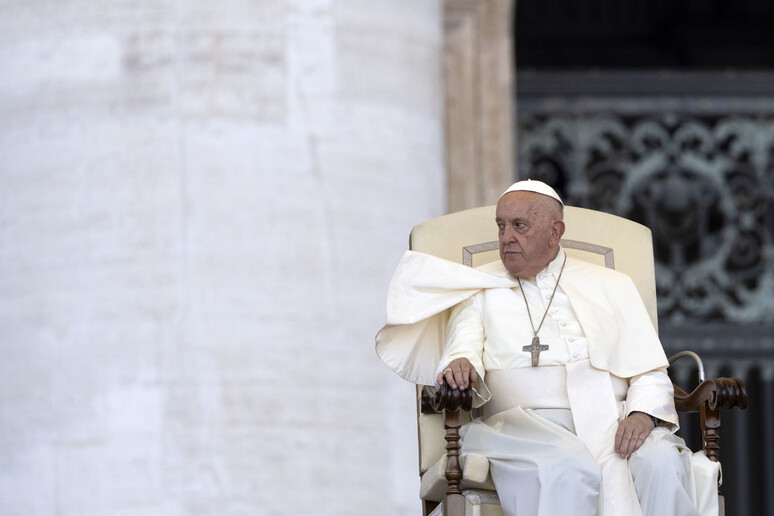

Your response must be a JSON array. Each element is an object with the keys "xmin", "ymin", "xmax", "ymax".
[{"xmin": 501, "ymin": 227, "xmax": 516, "ymax": 242}]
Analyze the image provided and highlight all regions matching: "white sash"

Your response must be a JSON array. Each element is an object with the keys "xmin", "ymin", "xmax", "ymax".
[{"xmin": 484, "ymin": 361, "xmax": 643, "ymax": 516}]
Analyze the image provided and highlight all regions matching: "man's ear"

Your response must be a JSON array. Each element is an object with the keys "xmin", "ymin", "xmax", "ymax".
[{"xmin": 550, "ymin": 220, "xmax": 566, "ymax": 247}]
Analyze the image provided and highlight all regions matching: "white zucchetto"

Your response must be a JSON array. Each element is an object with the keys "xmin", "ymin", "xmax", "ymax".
[{"xmin": 500, "ymin": 179, "xmax": 563, "ymax": 205}]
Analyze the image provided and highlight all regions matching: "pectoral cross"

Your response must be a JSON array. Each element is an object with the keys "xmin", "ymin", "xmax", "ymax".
[{"xmin": 523, "ymin": 336, "xmax": 548, "ymax": 367}]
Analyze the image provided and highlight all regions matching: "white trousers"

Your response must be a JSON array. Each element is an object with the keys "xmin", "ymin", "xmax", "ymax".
[{"xmin": 460, "ymin": 407, "xmax": 711, "ymax": 516}]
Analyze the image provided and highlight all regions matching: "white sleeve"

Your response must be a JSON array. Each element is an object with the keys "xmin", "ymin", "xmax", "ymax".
[
  {"xmin": 435, "ymin": 295, "xmax": 491, "ymax": 407},
  {"xmin": 626, "ymin": 367, "xmax": 679, "ymax": 432}
]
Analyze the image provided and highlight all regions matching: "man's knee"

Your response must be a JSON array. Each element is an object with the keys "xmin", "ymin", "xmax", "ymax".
[
  {"xmin": 548, "ymin": 449, "xmax": 601, "ymax": 490},
  {"xmin": 490, "ymin": 451, "xmax": 600, "ymax": 514},
  {"xmin": 630, "ymin": 432, "xmax": 689, "ymax": 481},
  {"xmin": 630, "ymin": 432, "xmax": 701, "ymax": 516}
]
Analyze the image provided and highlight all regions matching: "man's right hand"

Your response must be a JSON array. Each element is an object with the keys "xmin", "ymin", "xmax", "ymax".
[{"xmin": 436, "ymin": 357, "xmax": 478, "ymax": 391}]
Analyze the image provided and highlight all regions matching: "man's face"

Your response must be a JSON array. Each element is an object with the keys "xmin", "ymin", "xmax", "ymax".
[{"xmin": 495, "ymin": 191, "xmax": 565, "ymax": 277}]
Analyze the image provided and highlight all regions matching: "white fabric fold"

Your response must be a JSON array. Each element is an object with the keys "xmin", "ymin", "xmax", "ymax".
[
  {"xmin": 460, "ymin": 363, "xmax": 717, "ymax": 515},
  {"xmin": 376, "ymin": 249, "xmax": 669, "ymax": 385},
  {"xmin": 626, "ymin": 368, "xmax": 679, "ymax": 431},
  {"xmin": 482, "ymin": 366, "xmax": 572, "ymax": 417},
  {"xmin": 565, "ymin": 360, "xmax": 643, "ymax": 516},
  {"xmin": 461, "ymin": 406, "xmax": 601, "ymax": 516},
  {"xmin": 482, "ymin": 362, "xmax": 643, "ymax": 515}
]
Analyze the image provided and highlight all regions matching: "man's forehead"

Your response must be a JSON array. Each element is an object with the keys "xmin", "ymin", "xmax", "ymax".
[{"xmin": 496, "ymin": 191, "xmax": 544, "ymax": 215}]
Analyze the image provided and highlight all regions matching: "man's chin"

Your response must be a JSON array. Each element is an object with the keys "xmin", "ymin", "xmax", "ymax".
[{"xmin": 502, "ymin": 256, "xmax": 524, "ymax": 276}]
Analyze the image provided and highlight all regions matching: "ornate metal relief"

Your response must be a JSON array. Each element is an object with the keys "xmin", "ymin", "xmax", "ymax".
[
  {"xmin": 515, "ymin": 69, "xmax": 774, "ymax": 516},
  {"xmin": 517, "ymin": 77, "xmax": 774, "ymax": 326}
]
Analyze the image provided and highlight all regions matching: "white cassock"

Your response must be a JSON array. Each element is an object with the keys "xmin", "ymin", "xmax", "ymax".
[{"xmin": 376, "ymin": 248, "xmax": 720, "ymax": 516}]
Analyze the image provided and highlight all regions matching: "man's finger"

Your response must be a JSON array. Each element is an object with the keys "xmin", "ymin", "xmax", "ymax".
[
  {"xmin": 448, "ymin": 370, "xmax": 459, "ymax": 390},
  {"xmin": 614, "ymin": 422, "xmax": 629, "ymax": 454},
  {"xmin": 619, "ymin": 435, "xmax": 630, "ymax": 458},
  {"xmin": 624, "ymin": 435, "xmax": 637, "ymax": 458},
  {"xmin": 442, "ymin": 368, "xmax": 457, "ymax": 389},
  {"xmin": 453, "ymin": 369, "xmax": 465, "ymax": 389},
  {"xmin": 460, "ymin": 363, "xmax": 476, "ymax": 386},
  {"xmin": 627, "ymin": 432, "xmax": 647, "ymax": 458},
  {"xmin": 626, "ymin": 432, "xmax": 640, "ymax": 458},
  {"xmin": 618, "ymin": 425, "xmax": 635, "ymax": 458}
]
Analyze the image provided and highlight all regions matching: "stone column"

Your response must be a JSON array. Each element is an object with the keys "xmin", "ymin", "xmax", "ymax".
[
  {"xmin": 444, "ymin": 0, "xmax": 516, "ymax": 212},
  {"xmin": 0, "ymin": 1, "xmax": 444, "ymax": 514}
]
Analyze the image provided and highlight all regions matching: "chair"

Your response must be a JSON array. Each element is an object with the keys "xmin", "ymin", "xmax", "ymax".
[{"xmin": 410, "ymin": 205, "xmax": 748, "ymax": 516}]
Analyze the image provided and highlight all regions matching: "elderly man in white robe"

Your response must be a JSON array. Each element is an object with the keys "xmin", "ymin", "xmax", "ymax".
[{"xmin": 376, "ymin": 180, "xmax": 719, "ymax": 516}]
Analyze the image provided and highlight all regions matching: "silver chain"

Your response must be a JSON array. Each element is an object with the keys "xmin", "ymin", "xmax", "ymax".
[{"xmin": 516, "ymin": 254, "xmax": 568, "ymax": 337}]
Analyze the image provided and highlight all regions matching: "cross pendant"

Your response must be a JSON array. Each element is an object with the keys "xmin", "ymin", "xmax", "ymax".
[{"xmin": 523, "ymin": 336, "xmax": 549, "ymax": 367}]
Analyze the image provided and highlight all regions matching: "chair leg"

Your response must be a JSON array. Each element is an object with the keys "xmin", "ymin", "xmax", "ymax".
[
  {"xmin": 443, "ymin": 409, "xmax": 466, "ymax": 516},
  {"xmin": 701, "ymin": 404, "xmax": 721, "ymax": 462},
  {"xmin": 443, "ymin": 494, "xmax": 466, "ymax": 516}
]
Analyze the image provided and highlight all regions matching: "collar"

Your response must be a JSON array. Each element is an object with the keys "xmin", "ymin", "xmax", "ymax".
[
  {"xmin": 515, "ymin": 246, "xmax": 565, "ymax": 284},
  {"xmin": 541, "ymin": 246, "xmax": 566, "ymax": 277}
]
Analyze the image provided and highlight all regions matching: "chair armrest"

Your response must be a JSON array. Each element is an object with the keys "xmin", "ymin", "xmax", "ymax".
[
  {"xmin": 673, "ymin": 377, "xmax": 748, "ymax": 413},
  {"xmin": 421, "ymin": 381, "xmax": 474, "ymax": 414},
  {"xmin": 673, "ymin": 375, "xmax": 748, "ymax": 463}
]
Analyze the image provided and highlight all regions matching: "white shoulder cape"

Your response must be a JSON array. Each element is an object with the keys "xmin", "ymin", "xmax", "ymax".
[{"xmin": 375, "ymin": 250, "xmax": 668, "ymax": 385}]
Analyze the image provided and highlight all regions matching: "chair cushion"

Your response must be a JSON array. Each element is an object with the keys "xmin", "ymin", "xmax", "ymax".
[{"xmin": 420, "ymin": 453, "xmax": 496, "ymax": 502}]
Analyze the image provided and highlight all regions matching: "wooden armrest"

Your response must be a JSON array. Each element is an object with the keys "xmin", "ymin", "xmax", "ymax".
[
  {"xmin": 674, "ymin": 377, "xmax": 747, "ymax": 413},
  {"xmin": 421, "ymin": 381, "xmax": 474, "ymax": 414},
  {"xmin": 673, "ymin": 376, "xmax": 747, "ymax": 463}
]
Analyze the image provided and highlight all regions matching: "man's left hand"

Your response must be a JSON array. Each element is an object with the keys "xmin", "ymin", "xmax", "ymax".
[{"xmin": 614, "ymin": 412, "xmax": 655, "ymax": 459}]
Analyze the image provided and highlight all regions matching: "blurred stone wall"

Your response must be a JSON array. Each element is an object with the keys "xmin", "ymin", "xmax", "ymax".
[{"xmin": 0, "ymin": 1, "xmax": 445, "ymax": 514}]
